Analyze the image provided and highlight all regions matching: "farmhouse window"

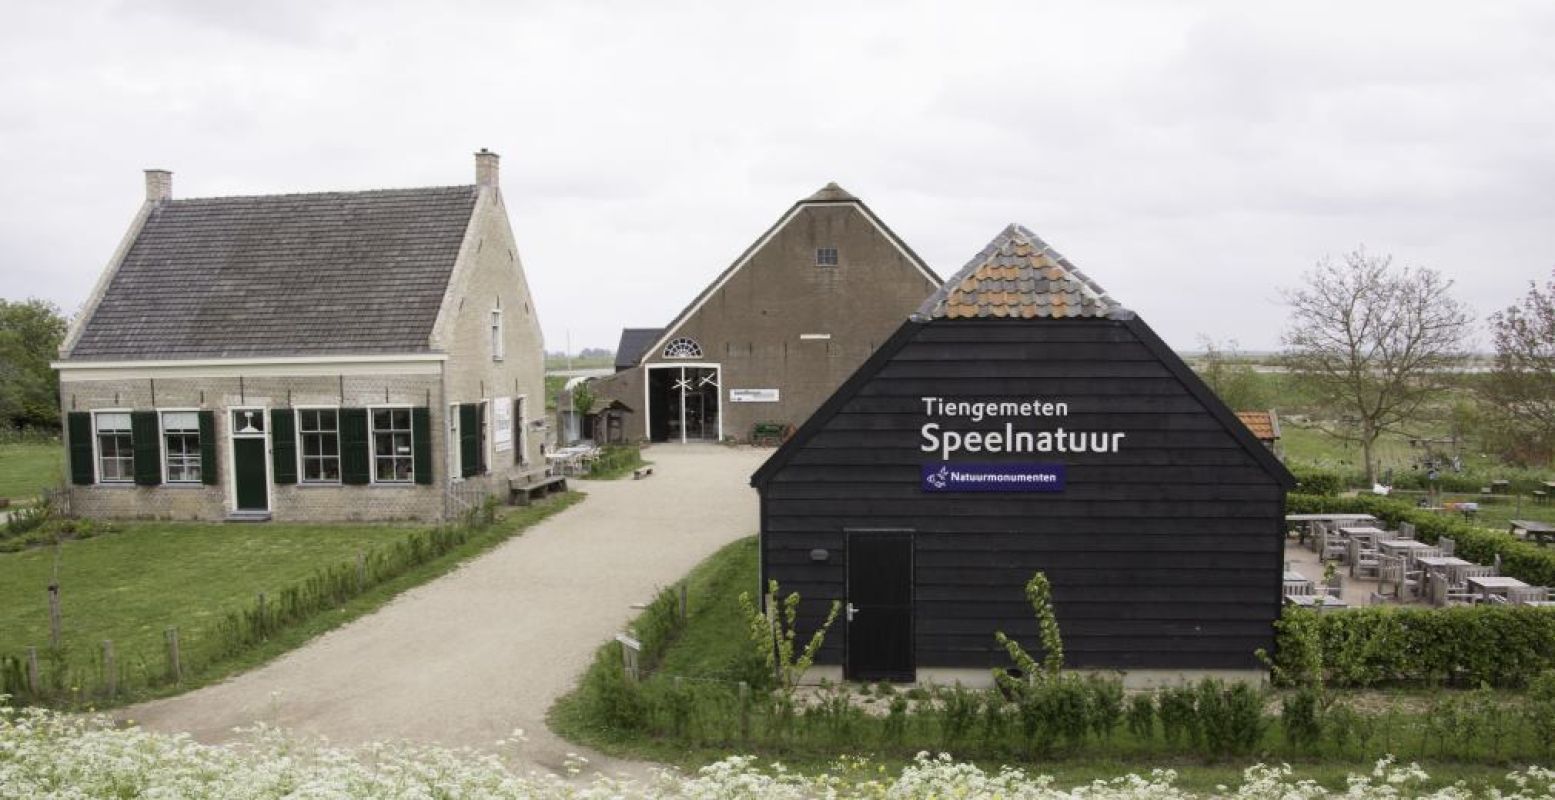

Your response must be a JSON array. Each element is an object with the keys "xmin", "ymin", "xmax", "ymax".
[
  {"xmin": 371, "ymin": 407, "xmax": 415, "ymax": 483},
  {"xmin": 816, "ymin": 247, "xmax": 839, "ymax": 267},
  {"xmin": 299, "ymin": 409, "xmax": 341, "ymax": 483},
  {"xmin": 458, "ymin": 402, "xmax": 487, "ymax": 478},
  {"xmin": 161, "ymin": 411, "xmax": 202, "ymax": 483},
  {"xmin": 94, "ymin": 412, "xmax": 134, "ymax": 483}
]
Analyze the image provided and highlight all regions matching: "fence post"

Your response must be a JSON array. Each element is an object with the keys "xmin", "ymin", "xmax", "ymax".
[
  {"xmin": 738, "ymin": 681, "xmax": 750, "ymax": 741},
  {"xmin": 257, "ymin": 592, "xmax": 267, "ymax": 636},
  {"xmin": 102, "ymin": 640, "xmax": 116, "ymax": 699},
  {"xmin": 166, "ymin": 627, "xmax": 182, "ymax": 683},
  {"xmin": 356, "ymin": 551, "xmax": 367, "ymax": 593},
  {"xmin": 47, "ymin": 584, "xmax": 62, "ymax": 649},
  {"xmin": 25, "ymin": 647, "xmax": 39, "ymax": 695},
  {"xmin": 615, "ymin": 634, "xmax": 641, "ymax": 681},
  {"xmin": 678, "ymin": 582, "xmax": 688, "ymax": 622}
]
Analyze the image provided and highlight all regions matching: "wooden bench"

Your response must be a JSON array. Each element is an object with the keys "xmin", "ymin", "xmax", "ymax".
[
  {"xmin": 752, "ymin": 422, "xmax": 793, "ymax": 447},
  {"xmin": 509, "ymin": 474, "xmax": 568, "ymax": 506},
  {"xmin": 633, "ymin": 466, "xmax": 654, "ymax": 480}
]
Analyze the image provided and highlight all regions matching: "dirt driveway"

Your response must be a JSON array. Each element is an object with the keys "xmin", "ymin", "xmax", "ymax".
[{"xmin": 123, "ymin": 444, "xmax": 767, "ymax": 776}]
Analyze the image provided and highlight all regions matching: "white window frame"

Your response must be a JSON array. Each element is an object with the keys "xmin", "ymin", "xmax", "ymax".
[
  {"xmin": 480, "ymin": 398, "xmax": 492, "ymax": 475},
  {"xmin": 369, "ymin": 404, "xmax": 416, "ymax": 485},
  {"xmin": 490, "ymin": 308, "xmax": 505, "ymax": 361},
  {"xmin": 447, "ymin": 402, "xmax": 462, "ymax": 482},
  {"xmin": 158, "ymin": 407, "xmax": 203, "ymax": 485},
  {"xmin": 91, "ymin": 408, "xmax": 134, "ymax": 484},
  {"xmin": 295, "ymin": 405, "xmax": 342, "ymax": 485}
]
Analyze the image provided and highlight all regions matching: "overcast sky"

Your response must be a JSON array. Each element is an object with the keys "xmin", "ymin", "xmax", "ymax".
[{"xmin": 2, "ymin": 1, "xmax": 1552, "ymax": 353}]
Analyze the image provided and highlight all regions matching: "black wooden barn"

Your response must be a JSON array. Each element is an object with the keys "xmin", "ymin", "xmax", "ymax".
[{"xmin": 750, "ymin": 224, "xmax": 1295, "ymax": 682}]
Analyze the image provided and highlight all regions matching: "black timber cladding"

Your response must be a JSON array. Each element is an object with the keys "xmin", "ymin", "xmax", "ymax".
[
  {"xmin": 752, "ymin": 316, "xmax": 1295, "ymax": 672},
  {"xmin": 69, "ymin": 186, "xmax": 479, "ymax": 360}
]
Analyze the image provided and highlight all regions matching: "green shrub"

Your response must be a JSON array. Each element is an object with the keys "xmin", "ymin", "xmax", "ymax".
[
  {"xmin": 1196, "ymin": 678, "xmax": 1267, "ymax": 757},
  {"xmin": 1156, "ymin": 684, "xmax": 1199, "ymax": 749},
  {"xmin": 1289, "ymin": 467, "xmax": 1347, "ymax": 496},
  {"xmin": 1271, "ymin": 605, "xmax": 1555, "ymax": 688},
  {"xmin": 582, "ymin": 643, "xmax": 647, "ymax": 731},
  {"xmin": 1085, "ymin": 674, "xmax": 1124, "ymax": 741},
  {"xmin": 632, "ymin": 585, "xmax": 686, "ymax": 673},
  {"xmin": 586, "ymin": 445, "xmax": 645, "ymax": 479},
  {"xmin": 937, "ymin": 683, "xmax": 982, "ymax": 749},
  {"xmin": 1525, "ymin": 670, "xmax": 1555, "ymax": 759},
  {"xmin": 1124, "ymin": 692, "xmax": 1155, "ymax": 741},
  {"xmin": 1281, "ymin": 686, "xmax": 1322, "ymax": 752}
]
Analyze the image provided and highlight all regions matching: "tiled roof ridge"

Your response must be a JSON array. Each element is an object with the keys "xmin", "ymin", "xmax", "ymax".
[
  {"xmin": 162, "ymin": 184, "xmax": 477, "ymax": 205},
  {"xmin": 913, "ymin": 223, "xmax": 1127, "ymax": 321}
]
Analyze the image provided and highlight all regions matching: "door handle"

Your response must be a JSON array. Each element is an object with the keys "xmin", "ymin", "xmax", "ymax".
[{"xmin": 846, "ymin": 602, "xmax": 858, "ymax": 622}]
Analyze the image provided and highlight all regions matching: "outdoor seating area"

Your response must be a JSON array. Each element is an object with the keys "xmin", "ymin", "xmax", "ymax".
[
  {"xmin": 545, "ymin": 443, "xmax": 602, "ymax": 477},
  {"xmin": 1284, "ymin": 513, "xmax": 1554, "ymax": 609}
]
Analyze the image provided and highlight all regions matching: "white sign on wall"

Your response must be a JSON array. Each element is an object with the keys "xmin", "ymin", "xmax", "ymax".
[
  {"xmin": 730, "ymin": 388, "xmax": 780, "ymax": 403},
  {"xmin": 494, "ymin": 396, "xmax": 513, "ymax": 452}
]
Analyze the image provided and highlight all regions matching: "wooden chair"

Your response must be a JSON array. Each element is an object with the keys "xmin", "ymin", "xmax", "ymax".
[
  {"xmin": 1285, "ymin": 581, "xmax": 1314, "ymax": 597},
  {"xmin": 1439, "ymin": 536, "xmax": 1456, "ymax": 557},
  {"xmin": 1399, "ymin": 521, "xmax": 1416, "ymax": 540},
  {"xmin": 1321, "ymin": 571, "xmax": 1344, "ymax": 599},
  {"xmin": 1378, "ymin": 555, "xmax": 1419, "ymax": 601},
  {"xmin": 1508, "ymin": 586, "xmax": 1550, "ymax": 605},
  {"xmin": 1320, "ymin": 526, "xmax": 1348, "ymax": 563},
  {"xmin": 1349, "ymin": 538, "xmax": 1381, "ymax": 579}
]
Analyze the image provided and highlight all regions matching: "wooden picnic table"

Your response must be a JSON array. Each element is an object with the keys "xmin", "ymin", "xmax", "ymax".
[
  {"xmin": 1378, "ymin": 538, "xmax": 1433, "ymax": 557},
  {"xmin": 1286, "ymin": 513, "xmax": 1378, "ymax": 546},
  {"xmin": 1510, "ymin": 519, "xmax": 1555, "ymax": 546},
  {"xmin": 1468, "ymin": 575, "xmax": 1530, "ymax": 602},
  {"xmin": 1285, "ymin": 594, "xmax": 1348, "ymax": 610},
  {"xmin": 1283, "ymin": 571, "xmax": 1314, "ymax": 594}
]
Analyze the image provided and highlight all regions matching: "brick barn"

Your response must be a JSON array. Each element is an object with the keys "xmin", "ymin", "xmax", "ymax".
[{"xmin": 588, "ymin": 183, "xmax": 941, "ymax": 444}]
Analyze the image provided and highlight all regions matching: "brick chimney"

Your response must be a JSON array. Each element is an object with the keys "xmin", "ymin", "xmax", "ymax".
[
  {"xmin": 144, "ymin": 169, "xmax": 172, "ymax": 202},
  {"xmin": 475, "ymin": 149, "xmax": 499, "ymax": 188}
]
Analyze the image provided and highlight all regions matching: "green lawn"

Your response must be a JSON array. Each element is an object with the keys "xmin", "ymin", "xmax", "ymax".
[
  {"xmin": 0, "ymin": 443, "xmax": 63, "ymax": 502},
  {"xmin": 0, "ymin": 520, "xmax": 415, "ymax": 664},
  {"xmin": 1, "ymin": 492, "xmax": 583, "ymax": 705}
]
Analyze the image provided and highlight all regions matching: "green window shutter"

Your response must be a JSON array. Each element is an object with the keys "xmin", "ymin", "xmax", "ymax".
[
  {"xmin": 131, "ymin": 410, "xmax": 161, "ymax": 486},
  {"xmin": 198, "ymin": 410, "xmax": 218, "ymax": 485},
  {"xmin": 340, "ymin": 408, "xmax": 370, "ymax": 485},
  {"xmin": 68, "ymin": 412, "xmax": 94, "ymax": 485},
  {"xmin": 271, "ymin": 408, "xmax": 297, "ymax": 484},
  {"xmin": 412, "ymin": 407, "xmax": 432, "ymax": 485},
  {"xmin": 459, "ymin": 403, "xmax": 479, "ymax": 478},
  {"xmin": 477, "ymin": 403, "xmax": 488, "ymax": 474}
]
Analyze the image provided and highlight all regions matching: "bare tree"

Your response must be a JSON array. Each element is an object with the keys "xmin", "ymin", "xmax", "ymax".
[
  {"xmin": 1481, "ymin": 269, "xmax": 1555, "ymax": 465},
  {"xmin": 1280, "ymin": 249, "xmax": 1472, "ymax": 484}
]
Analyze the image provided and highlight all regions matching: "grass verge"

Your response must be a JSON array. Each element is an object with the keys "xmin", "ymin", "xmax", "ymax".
[
  {"xmin": 547, "ymin": 535, "xmax": 1553, "ymax": 794},
  {"xmin": 585, "ymin": 445, "xmax": 649, "ymax": 480},
  {"xmin": 2, "ymin": 491, "xmax": 582, "ymax": 708},
  {"xmin": 0, "ymin": 443, "xmax": 63, "ymax": 503}
]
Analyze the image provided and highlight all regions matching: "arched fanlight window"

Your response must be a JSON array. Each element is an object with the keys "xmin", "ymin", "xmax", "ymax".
[{"xmin": 663, "ymin": 337, "xmax": 703, "ymax": 359}]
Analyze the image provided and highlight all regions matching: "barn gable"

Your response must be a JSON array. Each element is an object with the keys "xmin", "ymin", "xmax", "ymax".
[{"xmin": 751, "ymin": 224, "xmax": 1294, "ymax": 677}]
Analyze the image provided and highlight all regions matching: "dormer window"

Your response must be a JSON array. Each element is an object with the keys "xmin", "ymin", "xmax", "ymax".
[
  {"xmin": 490, "ymin": 308, "xmax": 504, "ymax": 361},
  {"xmin": 816, "ymin": 247, "xmax": 839, "ymax": 267}
]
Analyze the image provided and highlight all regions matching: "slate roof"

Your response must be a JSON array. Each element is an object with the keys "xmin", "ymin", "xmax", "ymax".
[
  {"xmin": 68, "ymin": 185, "xmax": 480, "ymax": 360},
  {"xmin": 1236, "ymin": 410, "xmax": 1281, "ymax": 442},
  {"xmin": 614, "ymin": 327, "xmax": 664, "ymax": 370},
  {"xmin": 915, "ymin": 223, "xmax": 1120, "ymax": 320}
]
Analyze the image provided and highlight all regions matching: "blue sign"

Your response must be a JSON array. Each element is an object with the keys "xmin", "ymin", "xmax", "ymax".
[{"xmin": 921, "ymin": 462, "xmax": 1066, "ymax": 493}]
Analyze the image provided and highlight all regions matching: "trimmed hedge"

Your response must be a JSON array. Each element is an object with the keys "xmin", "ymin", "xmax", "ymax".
[
  {"xmin": 1287, "ymin": 492, "xmax": 1555, "ymax": 587},
  {"xmin": 1287, "ymin": 467, "xmax": 1347, "ymax": 497},
  {"xmin": 1272, "ymin": 605, "xmax": 1555, "ymax": 688}
]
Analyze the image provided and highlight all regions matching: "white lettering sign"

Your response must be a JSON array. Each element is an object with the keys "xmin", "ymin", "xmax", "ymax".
[
  {"xmin": 730, "ymin": 389, "xmax": 780, "ymax": 403},
  {"xmin": 918, "ymin": 396, "xmax": 1126, "ymax": 459}
]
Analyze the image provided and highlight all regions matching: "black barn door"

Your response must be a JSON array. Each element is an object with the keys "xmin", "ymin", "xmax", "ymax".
[{"xmin": 845, "ymin": 530, "xmax": 914, "ymax": 681}]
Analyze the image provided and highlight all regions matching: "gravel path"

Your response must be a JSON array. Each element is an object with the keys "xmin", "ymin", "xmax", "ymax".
[{"xmin": 122, "ymin": 444, "xmax": 767, "ymax": 777}]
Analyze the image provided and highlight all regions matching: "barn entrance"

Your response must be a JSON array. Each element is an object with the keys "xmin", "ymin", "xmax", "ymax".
[
  {"xmin": 845, "ymin": 529, "xmax": 915, "ymax": 681},
  {"xmin": 646, "ymin": 364, "xmax": 722, "ymax": 443}
]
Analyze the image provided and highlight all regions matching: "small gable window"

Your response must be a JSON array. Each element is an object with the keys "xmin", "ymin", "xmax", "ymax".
[
  {"xmin": 663, "ymin": 337, "xmax": 703, "ymax": 359},
  {"xmin": 816, "ymin": 247, "xmax": 839, "ymax": 267},
  {"xmin": 490, "ymin": 309, "xmax": 504, "ymax": 361}
]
